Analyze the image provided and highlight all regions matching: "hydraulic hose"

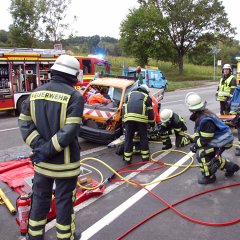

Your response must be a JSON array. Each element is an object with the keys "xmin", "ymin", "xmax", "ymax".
[{"xmin": 116, "ymin": 183, "xmax": 240, "ymax": 240}]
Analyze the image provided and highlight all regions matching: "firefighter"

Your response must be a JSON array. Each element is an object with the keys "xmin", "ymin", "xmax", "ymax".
[
  {"xmin": 136, "ymin": 66, "xmax": 144, "ymax": 85},
  {"xmin": 228, "ymin": 85, "xmax": 240, "ymax": 156},
  {"xmin": 18, "ymin": 55, "xmax": 84, "ymax": 240},
  {"xmin": 122, "ymin": 84, "xmax": 155, "ymax": 163},
  {"xmin": 185, "ymin": 92, "xmax": 239, "ymax": 184},
  {"xmin": 216, "ymin": 64, "xmax": 237, "ymax": 115},
  {"xmin": 159, "ymin": 109, "xmax": 190, "ymax": 150}
]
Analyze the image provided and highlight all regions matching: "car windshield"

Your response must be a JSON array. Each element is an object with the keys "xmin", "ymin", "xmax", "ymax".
[{"xmin": 148, "ymin": 70, "xmax": 164, "ymax": 81}]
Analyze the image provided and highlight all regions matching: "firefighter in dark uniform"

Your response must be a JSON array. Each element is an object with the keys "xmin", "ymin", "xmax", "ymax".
[
  {"xmin": 123, "ymin": 84, "xmax": 155, "ymax": 163},
  {"xmin": 159, "ymin": 109, "xmax": 190, "ymax": 150},
  {"xmin": 18, "ymin": 55, "xmax": 84, "ymax": 240},
  {"xmin": 216, "ymin": 64, "xmax": 236, "ymax": 115},
  {"xmin": 185, "ymin": 92, "xmax": 239, "ymax": 185}
]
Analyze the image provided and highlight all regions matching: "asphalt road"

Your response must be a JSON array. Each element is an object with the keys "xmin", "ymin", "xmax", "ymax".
[{"xmin": 1, "ymin": 82, "xmax": 240, "ymax": 240}]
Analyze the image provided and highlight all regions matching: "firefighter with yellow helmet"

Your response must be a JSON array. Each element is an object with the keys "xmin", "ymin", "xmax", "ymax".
[
  {"xmin": 216, "ymin": 64, "xmax": 237, "ymax": 115},
  {"xmin": 185, "ymin": 92, "xmax": 239, "ymax": 184},
  {"xmin": 159, "ymin": 109, "xmax": 190, "ymax": 150},
  {"xmin": 18, "ymin": 55, "xmax": 83, "ymax": 239}
]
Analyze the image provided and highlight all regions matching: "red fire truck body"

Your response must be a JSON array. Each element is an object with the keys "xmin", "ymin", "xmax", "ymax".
[{"xmin": 0, "ymin": 48, "xmax": 111, "ymax": 114}]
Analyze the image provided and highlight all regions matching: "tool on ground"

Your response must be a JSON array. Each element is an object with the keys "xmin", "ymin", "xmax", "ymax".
[{"xmin": 0, "ymin": 187, "xmax": 16, "ymax": 215}]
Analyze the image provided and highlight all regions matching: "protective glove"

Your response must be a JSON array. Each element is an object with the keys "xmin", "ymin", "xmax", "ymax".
[
  {"xmin": 190, "ymin": 144, "xmax": 198, "ymax": 153},
  {"xmin": 30, "ymin": 148, "xmax": 46, "ymax": 164}
]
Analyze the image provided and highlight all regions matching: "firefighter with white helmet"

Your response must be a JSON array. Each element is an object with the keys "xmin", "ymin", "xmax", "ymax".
[
  {"xmin": 159, "ymin": 109, "xmax": 190, "ymax": 150},
  {"xmin": 18, "ymin": 54, "xmax": 83, "ymax": 239},
  {"xmin": 185, "ymin": 92, "xmax": 239, "ymax": 184},
  {"xmin": 122, "ymin": 84, "xmax": 155, "ymax": 163},
  {"xmin": 216, "ymin": 63, "xmax": 236, "ymax": 115}
]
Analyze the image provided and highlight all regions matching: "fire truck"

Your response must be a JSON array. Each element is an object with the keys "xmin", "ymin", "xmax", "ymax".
[{"xmin": 0, "ymin": 48, "xmax": 111, "ymax": 114}]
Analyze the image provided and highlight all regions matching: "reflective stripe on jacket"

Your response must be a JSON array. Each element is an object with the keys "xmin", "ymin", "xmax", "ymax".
[
  {"xmin": 196, "ymin": 114, "xmax": 233, "ymax": 148},
  {"xmin": 217, "ymin": 75, "xmax": 236, "ymax": 101},
  {"xmin": 18, "ymin": 79, "xmax": 84, "ymax": 178},
  {"xmin": 123, "ymin": 90, "xmax": 155, "ymax": 124}
]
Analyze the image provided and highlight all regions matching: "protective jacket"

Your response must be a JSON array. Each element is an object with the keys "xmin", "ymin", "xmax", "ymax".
[
  {"xmin": 123, "ymin": 90, "xmax": 155, "ymax": 125},
  {"xmin": 88, "ymin": 93, "xmax": 112, "ymax": 105},
  {"xmin": 217, "ymin": 75, "xmax": 236, "ymax": 101},
  {"xmin": 18, "ymin": 73, "xmax": 84, "ymax": 178},
  {"xmin": 162, "ymin": 112, "xmax": 187, "ymax": 132},
  {"xmin": 230, "ymin": 85, "xmax": 240, "ymax": 114},
  {"xmin": 195, "ymin": 113, "xmax": 233, "ymax": 148}
]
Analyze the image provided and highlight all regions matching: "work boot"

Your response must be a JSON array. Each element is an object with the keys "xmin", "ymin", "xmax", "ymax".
[
  {"xmin": 235, "ymin": 147, "xmax": 240, "ymax": 156},
  {"xmin": 74, "ymin": 230, "xmax": 82, "ymax": 240},
  {"xmin": 198, "ymin": 175, "xmax": 216, "ymax": 185},
  {"xmin": 225, "ymin": 164, "xmax": 240, "ymax": 177},
  {"xmin": 162, "ymin": 143, "xmax": 172, "ymax": 150},
  {"xmin": 123, "ymin": 160, "xmax": 132, "ymax": 165}
]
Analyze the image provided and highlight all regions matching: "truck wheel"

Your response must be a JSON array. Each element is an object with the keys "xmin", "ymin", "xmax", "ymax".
[{"xmin": 17, "ymin": 95, "xmax": 28, "ymax": 114}]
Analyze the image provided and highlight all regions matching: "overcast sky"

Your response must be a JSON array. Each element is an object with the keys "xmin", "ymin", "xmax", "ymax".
[{"xmin": 0, "ymin": 0, "xmax": 239, "ymax": 40}]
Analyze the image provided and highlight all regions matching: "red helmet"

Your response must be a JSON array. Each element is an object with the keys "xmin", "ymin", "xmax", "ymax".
[{"xmin": 136, "ymin": 66, "xmax": 141, "ymax": 73}]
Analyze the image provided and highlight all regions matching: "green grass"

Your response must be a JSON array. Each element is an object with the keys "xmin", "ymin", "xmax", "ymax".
[{"xmin": 107, "ymin": 56, "xmax": 221, "ymax": 91}]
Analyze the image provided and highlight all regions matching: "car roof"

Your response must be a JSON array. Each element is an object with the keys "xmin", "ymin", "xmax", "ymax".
[{"xmin": 89, "ymin": 77, "xmax": 135, "ymax": 89}]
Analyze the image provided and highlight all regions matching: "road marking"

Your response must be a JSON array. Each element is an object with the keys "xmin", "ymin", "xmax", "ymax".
[
  {"xmin": 81, "ymin": 146, "xmax": 108, "ymax": 156},
  {"xmin": 45, "ymin": 150, "xmax": 171, "ymax": 232},
  {"xmin": 80, "ymin": 151, "xmax": 194, "ymax": 240},
  {"xmin": 0, "ymin": 127, "xmax": 19, "ymax": 133},
  {"xmin": 162, "ymin": 100, "xmax": 183, "ymax": 104}
]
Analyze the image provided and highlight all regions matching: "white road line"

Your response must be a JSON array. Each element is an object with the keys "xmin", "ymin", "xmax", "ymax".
[
  {"xmin": 81, "ymin": 146, "xmax": 108, "ymax": 156},
  {"xmin": 81, "ymin": 151, "xmax": 194, "ymax": 240},
  {"xmin": 45, "ymin": 150, "xmax": 171, "ymax": 232},
  {"xmin": 0, "ymin": 127, "xmax": 19, "ymax": 133},
  {"xmin": 162, "ymin": 100, "xmax": 183, "ymax": 104}
]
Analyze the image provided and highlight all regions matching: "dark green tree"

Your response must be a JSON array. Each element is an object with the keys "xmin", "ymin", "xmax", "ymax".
[
  {"xmin": 9, "ymin": 0, "xmax": 44, "ymax": 47},
  {"xmin": 88, "ymin": 35, "xmax": 100, "ymax": 53},
  {"xmin": 120, "ymin": 3, "xmax": 167, "ymax": 66},
  {"xmin": 156, "ymin": 0, "xmax": 236, "ymax": 74},
  {"xmin": 0, "ymin": 30, "xmax": 9, "ymax": 44}
]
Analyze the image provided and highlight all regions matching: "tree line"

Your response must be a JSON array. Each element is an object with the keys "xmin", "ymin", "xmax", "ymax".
[{"xmin": 0, "ymin": 0, "xmax": 240, "ymax": 74}]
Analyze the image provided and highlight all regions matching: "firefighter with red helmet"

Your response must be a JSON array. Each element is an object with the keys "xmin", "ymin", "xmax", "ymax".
[
  {"xmin": 122, "ymin": 84, "xmax": 155, "ymax": 163},
  {"xmin": 136, "ymin": 66, "xmax": 144, "ymax": 85},
  {"xmin": 186, "ymin": 92, "xmax": 239, "ymax": 184},
  {"xmin": 18, "ymin": 55, "xmax": 83, "ymax": 239},
  {"xmin": 216, "ymin": 64, "xmax": 237, "ymax": 115},
  {"xmin": 159, "ymin": 109, "xmax": 190, "ymax": 150}
]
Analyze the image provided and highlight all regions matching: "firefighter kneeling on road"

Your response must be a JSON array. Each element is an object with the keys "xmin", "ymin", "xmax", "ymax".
[
  {"xmin": 185, "ymin": 92, "xmax": 239, "ymax": 185},
  {"xmin": 18, "ymin": 55, "xmax": 84, "ymax": 240},
  {"xmin": 159, "ymin": 109, "xmax": 190, "ymax": 150},
  {"xmin": 122, "ymin": 84, "xmax": 155, "ymax": 164}
]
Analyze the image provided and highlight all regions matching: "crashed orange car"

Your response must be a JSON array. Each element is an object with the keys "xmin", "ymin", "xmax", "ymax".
[{"xmin": 79, "ymin": 77, "xmax": 138, "ymax": 144}]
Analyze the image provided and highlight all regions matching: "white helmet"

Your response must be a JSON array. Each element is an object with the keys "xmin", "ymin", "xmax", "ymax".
[
  {"xmin": 222, "ymin": 64, "xmax": 231, "ymax": 70},
  {"xmin": 160, "ymin": 109, "xmax": 173, "ymax": 123},
  {"xmin": 51, "ymin": 55, "xmax": 80, "ymax": 77},
  {"xmin": 185, "ymin": 92, "xmax": 206, "ymax": 112},
  {"xmin": 138, "ymin": 84, "xmax": 150, "ymax": 93}
]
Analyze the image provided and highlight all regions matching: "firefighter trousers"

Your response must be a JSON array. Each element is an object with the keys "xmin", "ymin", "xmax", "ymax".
[
  {"xmin": 28, "ymin": 172, "xmax": 78, "ymax": 240},
  {"xmin": 124, "ymin": 121, "xmax": 149, "ymax": 162},
  {"xmin": 161, "ymin": 131, "xmax": 190, "ymax": 147},
  {"xmin": 196, "ymin": 146, "xmax": 237, "ymax": 177}
]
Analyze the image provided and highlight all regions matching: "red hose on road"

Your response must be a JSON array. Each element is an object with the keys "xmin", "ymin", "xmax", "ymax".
[{"xmin": 116, "ymin": 183, "xmax": 240, "ymax": 240}]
